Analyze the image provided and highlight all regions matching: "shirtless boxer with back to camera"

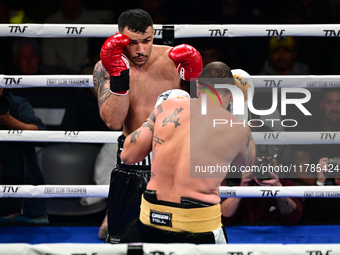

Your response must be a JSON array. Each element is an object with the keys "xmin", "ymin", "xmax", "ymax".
[
  {"xmin": 121, "ymin": 62, "xmax": 256, "ymax": 244},
  {"xmin": 93, "ymin": 9, "xmax": 202, "ymax": 243}
]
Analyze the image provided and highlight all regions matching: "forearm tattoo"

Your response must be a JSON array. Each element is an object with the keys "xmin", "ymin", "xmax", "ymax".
[
  {"xmin": 244, "ymin": 129, "xmax": 254, "ymax": 165},
  {"xmin": 162, "ymin": 107, "xmax": 184, "ymax": 128},
  {"xmin": 130, "ymin": 130, "xmax": 141, "ymax": 144},
  {"xmin": 93, "ymin": 62, "xmax": 110, "ymax": 107}
]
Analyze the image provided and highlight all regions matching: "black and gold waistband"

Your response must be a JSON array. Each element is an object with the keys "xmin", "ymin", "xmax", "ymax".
[{"xmin": 140, "ymin": 194, "xmax": 222, "ymax": 233}]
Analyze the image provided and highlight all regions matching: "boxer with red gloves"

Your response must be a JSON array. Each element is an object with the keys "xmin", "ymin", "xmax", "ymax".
[{"xmin": 93, "ymin": 9, "xmax": 202, "ymax": 244}]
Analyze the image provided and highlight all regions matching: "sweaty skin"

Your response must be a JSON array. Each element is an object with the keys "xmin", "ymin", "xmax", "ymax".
[
  {"xmin": 93, "ymin": 26, "xmax": 182, "ymax": 135},
  {"xmin": 121, "ymin": 97, "xmax": 255, "ymax": 205}
]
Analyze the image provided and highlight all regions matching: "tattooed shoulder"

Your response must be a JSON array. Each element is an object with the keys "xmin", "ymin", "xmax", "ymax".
[
  {"xmin": 142, "ymin": 119, "xmax": 154, "ymax": 132},
  {"xmin": 156, "ymin": 104, "xmax": 163, "ymax": 115},
  {"xmin": 162, "ymin": 107, "xmax": 184, "ymax": 128}
]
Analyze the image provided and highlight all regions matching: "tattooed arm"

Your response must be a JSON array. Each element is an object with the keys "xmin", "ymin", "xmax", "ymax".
[
  {"xmin": 120, "ymin": 109, "xmax": 156, "ymax": 165},
  {"xmin": 93, "ymin": 61, "xmax": 130, "ymax": 130},
  {"xmin": 232, "ymin": 127, "xmax": 256, "ymax": 170}
]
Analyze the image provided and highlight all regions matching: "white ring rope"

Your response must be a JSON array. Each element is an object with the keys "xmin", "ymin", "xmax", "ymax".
[
  {"xmin": 2, "ymin": 74, "xmax": 340, "ymax": 88},
  {"xmin": 1, "ymin": 243, "xmax": 339, "ymax": 255},
  {"xmin": 2, "ymin": 185, "xmax": 340, "ymax": 198},
  {"xmin": 0, "ymin": 130, "xmax": 339, "ymax": 145},
  {"xmin": 1, "ymin": 24, "xmax": 340, "ymax": 38},
  {"xmin": 0, "ymin": 185, "xmax": 109, "ymax": 198},
  {"xmin": 0, "ymin": 130, "xmax": 121, "ymax": 144},
  {"xmin": 0, "ymin": 75, "xmax": 93, "ymax": 88}
]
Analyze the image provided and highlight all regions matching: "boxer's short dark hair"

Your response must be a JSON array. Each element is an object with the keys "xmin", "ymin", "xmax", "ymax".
[
  {"xmin": 199, "ymin": 61, "xmax": 233, "ymax": 80},
  {"xmin": 198, "ymin": 61, "xmax": 235, "ymax": 96},
  {"xmin": 118, "ymin": 9, "xmax": 153, "ymax": 33}
]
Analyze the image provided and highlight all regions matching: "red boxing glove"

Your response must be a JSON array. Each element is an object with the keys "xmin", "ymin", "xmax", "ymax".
[
  {"xmin": 101, "ymin": 33, "xmax": 130, "ymax": 76},
  {"xmin": 168, "ymin": 44, "xmax": 203, "ymax": 81},
  {"xmin": 100, "ymin": 34, "xmax": 130, "ymax": 95}
]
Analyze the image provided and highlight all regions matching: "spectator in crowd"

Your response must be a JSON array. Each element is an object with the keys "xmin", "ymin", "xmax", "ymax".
[
  {"xmin": 292, "ymin": 88, "xmax": 340, "ymax": 185},
  {"xmin": 0, "ymin": 87, "xmax": 48, "ymax": 224},
  {"xmin": 11, "ymin": 38, "xmax": 41, "ymax": 75},
  {"xmin": 221, "ymin": 158, "xmax": 304, "ymax": 225},
  {"xmin": 40, "ymin": 0, "xmax": 103, "ymax": 73},
  {"xmin": 259, "ymin": 36, "xmax": 310, "ymax": 75},
  {"xmin": 291, "ymin": 89, "xmax": 340, "ymax": 224},
  {"xmin": 278, "ymin": 0, "xmax": 331, "ymax": 74},
  {"xmin": 10, "ymin": 37, "xmax": 73, "ymax": 75},
  {"xmin": 10, "ymin": 37, "xmax": 108, "ymax": 132}
]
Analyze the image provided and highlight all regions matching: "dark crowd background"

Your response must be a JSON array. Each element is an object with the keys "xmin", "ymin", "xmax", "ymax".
[
  {"xmin": 4, "ymin": 0, "xmax": 340, "ymax": 73},
  {"xmin": 0, "ymin": 0, "xmax": 338, "ymax": 132},
  {"xmin": 2, "ymin": 0, "xmax": 339, "ymax": 76}
]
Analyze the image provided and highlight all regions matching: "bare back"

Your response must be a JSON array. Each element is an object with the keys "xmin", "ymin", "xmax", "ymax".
[
  {"xmin": 93, "ymin": 45, "xmax": 182, "ymax": 135},
  {"xmin": 148, "ymin": 98, "xmax": 255, "ymax": 205}
]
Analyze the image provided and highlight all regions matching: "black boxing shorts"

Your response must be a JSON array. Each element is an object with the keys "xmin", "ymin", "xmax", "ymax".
[
  {"xmin": 137, "ymin": 190, "xmax": 228, "ymax": 244},
  {"xmin": 106, "ymin": 134, "xmax": 151, "ymax": 244}
]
